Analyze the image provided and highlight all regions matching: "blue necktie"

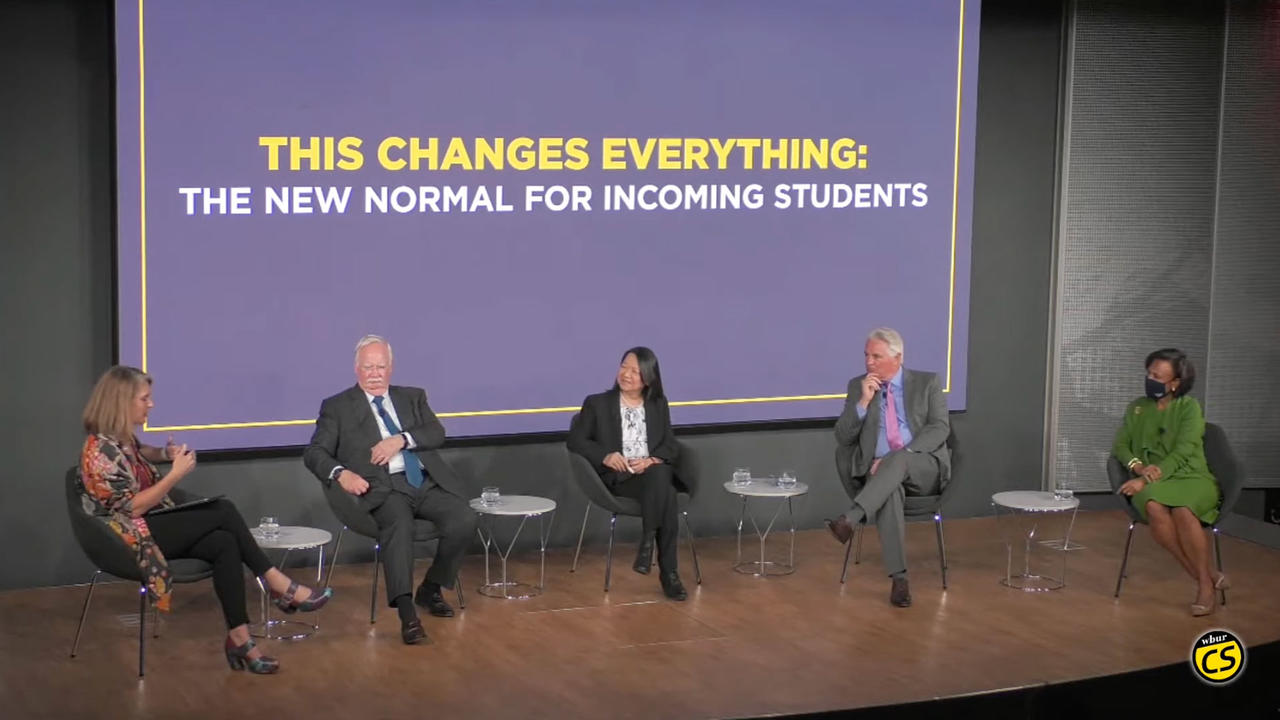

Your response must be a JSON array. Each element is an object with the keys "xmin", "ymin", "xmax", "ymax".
[{"xmin": 372, "ymin": 395, "xmax": 424, "ymax": 488}]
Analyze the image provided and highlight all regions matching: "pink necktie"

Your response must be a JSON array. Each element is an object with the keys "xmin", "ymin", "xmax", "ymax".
[{"xmin": 885, "ymin": 384, "xmax": 904, "ymax": 451}]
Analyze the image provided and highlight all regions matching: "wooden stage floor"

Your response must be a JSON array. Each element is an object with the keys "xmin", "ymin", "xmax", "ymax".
[{"xmin": 5, "ymin": 510, "xmax": 1279, "ymax": 719}]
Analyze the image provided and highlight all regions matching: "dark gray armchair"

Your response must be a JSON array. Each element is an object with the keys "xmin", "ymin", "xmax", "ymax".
[
  {"xmin": 837, "ymin": 428, "xmax": 958, "ymax": 589},
  {"xmin": 66, "ymin": 466, "xmax": 214, "ymax": 677},
  {"xmin": 1108, "ymin": 421, "xmax": 1242, "ymax": 604},
  {"xmin": 567, "ymin": 434, "xmax": 702, "ymax": 591},
  {"xmin": 321, "ymin": 480, "xmax": 464, "ymax": 623}
]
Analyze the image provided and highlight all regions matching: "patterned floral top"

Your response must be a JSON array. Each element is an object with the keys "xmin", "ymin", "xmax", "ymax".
[
  {"xmin": 79, "ymin": 434, "xmax": 175, "ymax": 610},
  {"xmin": 620, "ymin": 398, "xmax": 649, "ymax": 460}
]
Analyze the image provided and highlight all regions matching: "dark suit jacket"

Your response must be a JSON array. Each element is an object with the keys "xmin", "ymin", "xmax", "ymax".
[
  {"xmin": 567, "ymin": 389, "xmax": 680, "ymax": 484},
  {"xmin": 303, "ymin": 384, "xmax": 465, "ymax": 509},
  {"xmin": 833, "ymin": 369, "xmax": 951, "ymax": 487}
]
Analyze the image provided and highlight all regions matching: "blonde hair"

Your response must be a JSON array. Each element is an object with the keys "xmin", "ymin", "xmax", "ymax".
[{"xmin": 82, "ymin": 365, "xmax": 151, "ymax": 442}]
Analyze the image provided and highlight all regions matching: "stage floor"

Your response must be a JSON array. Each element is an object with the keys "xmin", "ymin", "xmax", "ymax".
[{"xmin": 5, "ymin": 510, "xmax": 1279, "ymax": 719}]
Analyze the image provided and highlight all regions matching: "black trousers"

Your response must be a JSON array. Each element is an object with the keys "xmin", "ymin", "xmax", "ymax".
[
  {"xmin": 147, "ymin": 499, "xmax": 273, "ymax": 629},
  {"xmin": 370, "ymin": 473, "xmax": 477, "ymax": 606},
  {"xmin": 609, "ymin": 464, "xmax": 679, "ymax": 572}
]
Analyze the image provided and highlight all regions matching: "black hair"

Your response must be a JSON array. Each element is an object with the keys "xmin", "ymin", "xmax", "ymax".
[
  {"xmin": 611, "ymin": 346, "xmax": 665, "ymax": 400},
  {"xmin": 1145, "ymin": 348, "xmax": 1195, "ymax": 397}
]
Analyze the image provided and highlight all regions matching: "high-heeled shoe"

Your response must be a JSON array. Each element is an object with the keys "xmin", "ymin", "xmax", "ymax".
[
  {"xmin": 224, "ymin": 636, "xmax": 279, "ymax": 674},
  {"xmin": 1190, "ymin": 600, "xmax": 1216, "ymax": 617},
  {"xmin": 1213, "ymin": 572, "xmax": 1231, "ymax": 591},
  {"xmin": 270, "ymin": 581, "xmax": 333, "ymax": 614}
]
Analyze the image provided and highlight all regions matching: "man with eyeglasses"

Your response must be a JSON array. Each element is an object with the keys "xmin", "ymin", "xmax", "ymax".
[{"xmin": 304, "ymin": 334, "xmax": 476, "ymax": 644}]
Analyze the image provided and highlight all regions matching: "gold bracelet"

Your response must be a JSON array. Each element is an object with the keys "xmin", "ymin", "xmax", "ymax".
[{"xmin": 1126, "ymin": 458, "xmax": 1141, "ymax": 470}]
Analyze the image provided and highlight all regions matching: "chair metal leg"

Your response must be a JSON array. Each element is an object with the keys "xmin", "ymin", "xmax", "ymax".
[
  {"xmin": 137, "ymin": 585, "xmax": 147, "ymax": 678},
  {"xmin": 682, "ymin": 511, "xmax": 703, "ymax": 585},
  {"xmin": 1213, "ymin": 527, "xmax": 1226, "ymax": 606},
  {"xmin": 604, "ymin": 514, "xmax": 617, "ymax": 592},
  {"xmin": 854, "ymin": 524, "xmax": 864, "ymax": 564},
  {"xmin": 152, "ymin": 604, "xmax": 161, "ymax": 639},
  {"xmin": 840, "ymin": 537, "xmax": 853, "ymax": 584},
  {"xmin": 935, "ymin": 513, "xmax": 949, "ymax": 589},
  {"xmin": 69, "ymin": 571, "xmax": 101, "ymax": 658},
  {"xmin": 455, "ymin": 572, "xmax": 465, "ymax": 610},
  {"xmin": 1114, "ymin": 522, "xmax": 1136, "ymax": 598},
  {"xmin": 325, "ymin": 526, "xmax": 347, "ymax": 590},
  {"xmin": 370, "ymin": 542, "xmax": 381, "ymax": 624},
  {"xmin": 571, "ymin": 505, "xmax": 591, "ymax": 573}
]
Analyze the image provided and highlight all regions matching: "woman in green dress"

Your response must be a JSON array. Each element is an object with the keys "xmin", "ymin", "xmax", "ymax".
[{"xmin": 1113, "ymin": 348, "xmax": 1225, "ymax": 616}]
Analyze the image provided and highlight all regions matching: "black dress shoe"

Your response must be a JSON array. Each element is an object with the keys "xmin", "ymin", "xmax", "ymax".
[
  {"xmin": 890, "ymin": 576, "xmax": 912, "ymax": 608},
  {"xmin": 414, "ymin": 583, "xmax": 455, "ymax": 618},
  {"xmin": 824, "ymin": 515, "xmax": 853, "ymax": 545},
  {"xmin": 660, "ymin": 571, "xmax": 688, "ymax": 601},
  {"xmin": 633, "ymin": 536, "xmax": 654, "ymax": 575},
  {"xmin": 401, "ymin": 618, "xmax": 429, "ymax": 645}
]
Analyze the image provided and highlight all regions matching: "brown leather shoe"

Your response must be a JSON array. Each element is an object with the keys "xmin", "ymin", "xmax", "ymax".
[
  {"xmin": 890, "ymin": 576, "xmax": 912, "ymax": 608},
  {"xmin": 824, "ymin": 516, "xmax": 853, "ymax": 545}
]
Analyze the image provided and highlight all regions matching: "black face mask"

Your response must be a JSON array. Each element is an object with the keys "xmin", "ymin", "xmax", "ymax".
[{"xmin": 1145, "ymin": 376, "xmax": 1170, "ymax": 400}]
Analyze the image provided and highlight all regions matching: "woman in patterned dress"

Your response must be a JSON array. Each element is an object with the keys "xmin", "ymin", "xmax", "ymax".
[{"xmin": 79, "ymin": 366, "xmax": 333, "ymax": 673}]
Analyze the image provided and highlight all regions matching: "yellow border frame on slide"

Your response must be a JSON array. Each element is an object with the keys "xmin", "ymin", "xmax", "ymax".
[{"xmin": 136, "ymin": 0, "xmax": 967, "ymax": 433}]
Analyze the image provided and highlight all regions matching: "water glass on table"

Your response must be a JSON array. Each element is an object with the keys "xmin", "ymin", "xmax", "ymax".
[
  {"xmin": 731, "ymin": 468, "xmax": 751, "ymax": 487},
  {"xmin": 258, "ymin": 516, "xmax": 280, "ymax": 540},
  {"xmin": 777, "ymin": 470, "xmax": 797, "ymax": 489},
  {"xmin": 481, "ymin": 486, "xmax": 501, "ymax": 507}
]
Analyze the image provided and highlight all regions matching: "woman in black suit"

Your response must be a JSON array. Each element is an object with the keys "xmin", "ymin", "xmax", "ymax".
[{"xmin": 567, "ymin": 347, "xmax": 687, "ymax": 600}]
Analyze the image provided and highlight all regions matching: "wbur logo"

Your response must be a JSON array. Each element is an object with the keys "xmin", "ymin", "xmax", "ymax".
[{"xmin": 1190, "ymin": 629, "xmax": 1246, "ymax": 686}]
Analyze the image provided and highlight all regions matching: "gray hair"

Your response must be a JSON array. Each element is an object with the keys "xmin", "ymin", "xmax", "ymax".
[
  {"xmin": 867, "ymin": 327, "xmax": 904, "ymax": 357},
  {"xmin": 354, "ymin": 334, "xmax": 393, "ymax": 363}
]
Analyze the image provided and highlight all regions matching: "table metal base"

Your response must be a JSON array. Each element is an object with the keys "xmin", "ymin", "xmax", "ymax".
[
  {"xmin": 477, "ymin": 580, "xmax": 543, "ymax": 599},
  {"xmin": 994, "ymin": 503, "xmax": 1078, "ymax": 592},
  {"xmin": 734, "ymin": 495, "xmax": 799, "ymax": 578},
  {"xmin": 733, "ymin": 559, "xmax": 795, "ymax": 576},
  {"xmin": 251, "ymin": 545, "xmax": 325, "ymax": 640},
  {"xmin": 476, "ymin": 510, "xmax": 554, "ymax": 600},
  {"xmin": 250, "ymin": 618, "xmax": 317, "ymax": 641},
  {"xmin": 1000, "ymin": 573, "xmax": 1064, "ymax": 592}
]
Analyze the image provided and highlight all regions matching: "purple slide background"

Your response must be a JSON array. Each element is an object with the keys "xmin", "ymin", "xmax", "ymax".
[{"xmin": 115, "ymin": 0, "xmax": 979, "ymax": 449}]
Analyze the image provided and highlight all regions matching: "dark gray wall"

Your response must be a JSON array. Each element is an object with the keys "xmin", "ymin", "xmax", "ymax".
[{"xmin": 0, "ymin": 0, "xmax": 1063, "ymax": 591}]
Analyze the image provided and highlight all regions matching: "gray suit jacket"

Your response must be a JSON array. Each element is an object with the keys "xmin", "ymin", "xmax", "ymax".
[
  {"xmin": 833, "ymin": 369, "xmax": 951, "ymax": 488},
  {"xmin": 303, "ymin": 385, "xmax": 466, "ymax": 509}
]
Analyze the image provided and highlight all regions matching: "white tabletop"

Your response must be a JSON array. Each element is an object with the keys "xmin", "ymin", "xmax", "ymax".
[
  {"xmin": 992, "ymin": 491, "xmax": 1080, "ymax": 512},
  {"xmin": 250, "ymin": 525, "xmax": 333, "ymax": 550},
  {"xmin": 469, "ymin": 495, "xmax": 557, "ymax": 516},
  {"xmin": 723, "ymin": 480, "xmax": 810, "ymax": 498}
]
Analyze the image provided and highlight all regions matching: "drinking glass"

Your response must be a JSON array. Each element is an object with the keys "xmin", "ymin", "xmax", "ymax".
[
  {"xmin": 258, "ymin": 516, "xmax": 280, "ymax": 540},
  {"xmin": 777, "ymin": 470, "xmax": 797, "ymax": 489},
  {"xmin": 481, "ymin": 486, "xmax": 501, "ymax": 506},
  {"xmin": 731, "ymin": 468, "xmax": 751, "ymax": 487}
]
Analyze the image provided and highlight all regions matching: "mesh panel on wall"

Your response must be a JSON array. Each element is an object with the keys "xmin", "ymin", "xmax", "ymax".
[
  {"xmin": 1206, "ymin": 1, "xmax": 1280, "ymax": 487},
  {"xmin": 1052, "ymin": 1, "xmax": 1224, "ymax": 491}
]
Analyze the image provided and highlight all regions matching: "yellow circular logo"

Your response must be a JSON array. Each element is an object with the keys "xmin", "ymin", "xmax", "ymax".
[{"xmin": 1190, "ymin": 629, "xmax": 1247, "ymax": 685}]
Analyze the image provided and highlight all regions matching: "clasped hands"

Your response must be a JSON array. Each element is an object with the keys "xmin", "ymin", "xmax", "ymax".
[
  {"xmin": 603, "ymin": 452, "xmax": 660, "ymax": 475},
  {"xmin": 337, "ymin": 435, "xmax": 410, "ymax": 496},
  {"xmin": 1118, "ymin": 462, "xmax": 1162, "ymax": 496}
]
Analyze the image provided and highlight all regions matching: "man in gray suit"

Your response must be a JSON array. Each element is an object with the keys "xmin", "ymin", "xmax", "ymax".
[
  {"xmin": 826, "ymin": 327, "xmax": 950, "ymax": 607},
  {"xmin": 304, "ymin": 335, "xmax": 476, "ymax": 644}
]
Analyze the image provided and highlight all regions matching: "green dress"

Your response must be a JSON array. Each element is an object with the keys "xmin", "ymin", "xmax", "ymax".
[{"xmin": 1112, "ymin": 395, "xmax": 1220, "ymax": 524}]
